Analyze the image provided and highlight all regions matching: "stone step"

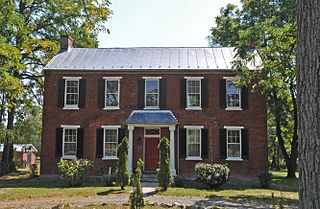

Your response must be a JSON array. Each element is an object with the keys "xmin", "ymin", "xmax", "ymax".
[{"xmin": 141, "ymin": 173, "xmax": 158, "ymax": 182}]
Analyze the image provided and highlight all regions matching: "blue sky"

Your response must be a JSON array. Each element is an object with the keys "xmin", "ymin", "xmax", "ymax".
[{"xmin": 98, "ymin": 0, "xmax": 240, "ymax": 48}]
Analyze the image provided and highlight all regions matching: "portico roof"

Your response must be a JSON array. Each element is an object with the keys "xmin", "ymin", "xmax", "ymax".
[{"xmin": 126, "ymin": 110, "xmax": 178, "ymax": 125}]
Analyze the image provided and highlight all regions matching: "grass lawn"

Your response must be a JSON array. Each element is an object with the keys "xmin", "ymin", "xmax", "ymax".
[
  {"xmin": 0, "ymin": 169, "xmax": 298, "ymax": 207},
  {"xmin": 157, "ymin": 171, "xmax": 298, "ymax": 205}
]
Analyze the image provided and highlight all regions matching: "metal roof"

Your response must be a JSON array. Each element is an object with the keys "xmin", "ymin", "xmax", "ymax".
[
  {"xmin": 44, "ymin": 47, "xmax": 260, "ymax": 71},
  {"xmin": 126, "ymin": 110, "xmax": 178, "ymax": 125},
  {"xmin": 0, "ymin": 144, "xmax": 38, "ymax": 153}
]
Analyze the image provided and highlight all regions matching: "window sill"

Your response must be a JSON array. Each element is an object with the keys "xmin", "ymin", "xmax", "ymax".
[
  {"xmin": 185, "ymin": 157, "xmax": 202, "ymax": 161},
  {"xmin": 225, "ymin": 107, "xmax": 242, "ymax": 111},
  {"xmin": 185, "ymin": 107, "xmax": 202, "ymax": 111},
  {"xmin": 102, "ymin": 157, "xmax": 119, "ymax": 160},
  {"xmin": 103, "ymin": 107, "xmax": 120, "ymax": 110},
  {"xmin": 61, "ymin": 156, "xmax": 77, "ymax": 160},
  {"xmin": 63, "ymin": 107, "xmax": 79, "ymax": 110},
  {"xmin": 226, "ymin": 158, "xmax": 243, "ymax": 161}
]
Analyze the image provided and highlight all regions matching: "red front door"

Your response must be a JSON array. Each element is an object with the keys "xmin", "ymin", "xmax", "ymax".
[{"xmin": 145, "ymin": 137, "xmax": 160, "ymax": 171}]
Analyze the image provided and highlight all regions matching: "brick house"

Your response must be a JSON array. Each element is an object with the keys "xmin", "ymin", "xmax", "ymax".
[
  {"xmin": 0, "ymin": 144, "xmax": 38, "ymax": 167},
  {"xmin": 41, "ymin": 36, "xmax": 267, "ymax": 178}
]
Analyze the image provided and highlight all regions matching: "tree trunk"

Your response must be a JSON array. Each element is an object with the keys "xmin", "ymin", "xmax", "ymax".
[
  {"xmin": 297, "ymin": 0, "xmax": 320, "ymax": 208},
  {"xmin": 0, "ymin": 108, "xmax": 15, "ymax": 176}
]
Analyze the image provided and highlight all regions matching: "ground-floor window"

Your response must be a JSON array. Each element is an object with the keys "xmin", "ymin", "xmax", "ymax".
[
  {"xmin": 185, "ymin": 126, "xmax": 203, "ymax": 160},
  {"xmin": 63, "ymin": 128, "xmax": 77, "ymax": 158},
  {"xmin": 226, "ymin": 127, "xmax": 242, "ymax": 160},
  {"xmin": 103, "ymin": 127, "xmax": 119, "ymax": 159}
]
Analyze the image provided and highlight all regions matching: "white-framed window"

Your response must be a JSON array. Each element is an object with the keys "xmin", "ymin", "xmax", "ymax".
[
  {"xmin": 64, "ymin": 77, "xmax": 81, "ymax": 109},
  {"xmin": 225, "ymin": 78, "xmax": 241, "ymax": 109},
  {"xmin": 144, "ymin": 78, "xmax": 160, "ymax": 108},
  {"xmin": 224, "ymin": 126, "xmax": 243, "ymax": 160},
  {"xmin": 61, "ymin": 125, "xmax": 80, "ymax": 159},
  {"xmin": 184, "ymin": 125, "xmax": 203, "ymax": 160},
  {"xmin": 104, "ymin": 77, "xmax": 121, "ymax": 110},
  {"xmin": 102, "ymin": 126, "xmax": 120, "ymax": 159},
  {"xmin": 185, "ymin": 77, "xmax": 202, "ymax": 110}
]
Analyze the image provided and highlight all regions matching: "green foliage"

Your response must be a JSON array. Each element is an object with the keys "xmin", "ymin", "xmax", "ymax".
[
  {"xmin": 257, "ymin": 171, "xmax": 272, "ymax": 188},
  {"xmin": 116, "ymin": 136, "xmax": 130, "ymax": 190},
  {"xmin": 210, "ymin": 0, "xmax": 298, "ymax": 177},
  {"xmin": 57, "ymin": 159, "xmax": 93, "ymax": 187},
  {"xmin": 130, "ymin": 159, "xmax": 144, "ymax": 209},
  {"xmin": 195, "ymin": 163, "xmax": 230, "ymax": 188},
  {"xmin": 157, "ymin": 137, "xmax": 172, "ymax": 191},
  {"xmin": 172, "ymin": 175, "xmax": 186, "ymax": 188}
]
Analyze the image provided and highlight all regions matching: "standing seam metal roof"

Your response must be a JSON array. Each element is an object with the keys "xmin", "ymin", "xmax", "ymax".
[{"xmin": 44, "ymin": 47, "xmax": 260, "ymax": 70}]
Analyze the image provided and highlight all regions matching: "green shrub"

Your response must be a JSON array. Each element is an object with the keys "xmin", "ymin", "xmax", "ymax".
[
  {"xmin": 157, "ymin": 137, "xmax": 173, "ymax": 191},
  {"xmin": 130, "ymin": 159, "xmax": 144, "ymax": 209},
  {"xmin": 57, "ymin": 158, "xmax": 93, "ymax": 187},
  {"xmin": 116, "ymin": 136, "xmax": 130, "ymax": 190},
  {"xmin": 172, "ymin": 175, "xmax": 185, "ymax": 187},
  {"xmin": 195, "ymin": 163, "xmax": 230, "ymax": 188},
  {"xmin": 257, "ymin": 171, "xmax": 272, "ymax": 188}
]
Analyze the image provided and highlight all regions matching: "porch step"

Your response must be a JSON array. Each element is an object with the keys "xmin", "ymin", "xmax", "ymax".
[{"xmin": 141, "ymin": 173, "xmax": 158, "ymax": 182}]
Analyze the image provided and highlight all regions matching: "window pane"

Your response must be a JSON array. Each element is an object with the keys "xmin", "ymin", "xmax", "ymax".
[
  {"xmin": 64, "ymin": 143, "xmax": 76, "ymax": 155},
  {"xmin": 66, "ymin": 80, "xmax": 79, "ymax": 93},
  {"xmin": 228, "ymin": 144, "xmax": 240, "ymax": 158},
  {"xmin": 105, "ymin": 130, "xmax": 118, "ymax": 143},
  {"xmin": 106, "ymin": 81, "xmax": 118, "ymax": 93},
  {"xmin": 146, "ymin": 80, "xmax": 159, "ymax": 93},
  {"xmin": 66, "ymin": 93, "xmax": 78, "ymax": 105},
  {"xmin": 226, "ymin": 80, "xmax": 240, "ymax": 107},
  {"xmin": 187, "ymin": 80, "xmax": 200, "ymax": 93},
  {"xmin": 145, "ymin": 129, "xmax": 160, "ymax": 136},
  {"xmin": 106, "ymin": 93, "xmax": 119, "ymax": 106},
  {"xmin": 105, "ymin": 143, "xmax": 117, "ymax": 157},
  {"xmin": 227, "ymin": 94, "xmax": 240, "ymax": 107},
  {"xmin": 65, "ymin": 129, "xmax": 77, "ymax": 142},
  {"xmin": 228, "ymin": 130, "xmax": 240, "ymax": 143},
  {"xmin": 187, "ymin": 129, "xmax": 200, "ymax": 157},
  {"xmin": 146, "ymin": 94, "xmax": 158, "ymax": 106},
  {"xmin": 187, "ymin": 94, "xmax": 200, "ymax": 107}
]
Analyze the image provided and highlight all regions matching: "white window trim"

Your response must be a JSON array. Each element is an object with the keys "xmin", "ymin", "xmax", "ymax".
[
  {"xmin": 224, "ymin": 78, "xmax": 242, "ymax": 109},
  {"xmin": 185, "ymin": 78, "xmax": 202, "ymax": 110},
  {"xmin": 144, "ymin": 78, "xmax": 160, "ymax": 109},
  {"xmin": 102, "ymin": 126, "xmax": 120, "ymax": 160},
  {"xmin": 225, "ymin": 127, "xmax": 242, "ymax": 161},
  {"xmin": 104, "ymin": 78, "xmax": 121, "ymax": 110},
  {"xmin": 61, "ymin": 126, "xmax": 79, "ymax": 159},
  {"xmin": 64, "ymin": 77, "xmax": 81, "ymax": 109},
  {"xmin": 142, "ymin": 76, "xmax": 162, "ymax": 79},
  {"xmin": 144, "ymin": 128, "xmax": 161, "ymax": 138},
  {"xmin": 185, "ymin": 126, "xmax": 203, "ymax": 160}
]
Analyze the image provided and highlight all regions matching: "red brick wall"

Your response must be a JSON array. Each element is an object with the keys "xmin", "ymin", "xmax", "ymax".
[{"xmin": 41, "ymin": 70, "xmax": 267, "ymax": 177}]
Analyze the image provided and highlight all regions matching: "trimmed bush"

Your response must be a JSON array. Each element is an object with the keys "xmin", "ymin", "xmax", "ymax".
[
  {"xmin": 257, "ymin": 171, "xmax": 272, "ymax": 188},
  {"xmin": 195, "ymin": 163, "xmax": 230, "ymax": 188},
  {"xmin": 116, "ymin": 136, "xmax": 130, "ymax": 190},
  {"xmin": 157, "ymin": 137, "xmax": 173, "ymax": 191},
  {"xmin": 58, "ymin": 158, "xmax": 93, "ymax": 187},
  {"xmin": 130, "ymin": 159, "xmax": 144, "ymax": 209}
]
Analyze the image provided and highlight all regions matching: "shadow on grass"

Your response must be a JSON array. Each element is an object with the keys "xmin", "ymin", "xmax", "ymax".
[
  {"xmin": 97, "ymin": 188, "xmax": 126, "ymax": 196},
  {"xmin": 0, "ymin": 178, "xmax": 109, "ymax": 189}
]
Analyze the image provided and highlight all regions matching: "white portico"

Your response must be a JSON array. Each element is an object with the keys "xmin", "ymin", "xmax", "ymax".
[{"xmin": 126, "ymin": 110, "xmax": 178, "ymax": 176}]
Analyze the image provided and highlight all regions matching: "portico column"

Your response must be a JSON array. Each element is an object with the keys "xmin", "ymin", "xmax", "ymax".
[
  {"xmin": 128, "ymin": 125, "xmax": 134, "ymax": 173},
  {"xmin": 169, "ymin": 125, "xmax": 176, "ymax": 176}
]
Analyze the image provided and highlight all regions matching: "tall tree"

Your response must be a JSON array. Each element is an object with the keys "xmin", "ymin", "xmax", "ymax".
[
  {"xmin": 297, "ymin": 0, "xmax": 320, "ymax": 208},
  {"xmin": 210, "ymin": 0, "xmax": 298, "ymax": 178},
  {"xmin": 0, "ymin": 0, "xmax": 112, "ymax": 175}
]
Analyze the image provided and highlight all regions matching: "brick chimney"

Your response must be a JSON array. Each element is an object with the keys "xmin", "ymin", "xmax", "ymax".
[{"xmin": 60, "ymin": 35, "xmax": 74, "ymax": 51}]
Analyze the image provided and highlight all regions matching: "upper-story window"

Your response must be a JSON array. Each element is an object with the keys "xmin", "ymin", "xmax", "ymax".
[
  {"xmin": 145, "ymin": 78, "xmax": 160, "ymax": 108},
  {"xmin": 104, "ymin": 77, "xmax": 121, "ymax": 110},
  {"xmin": 226, "ymin": 79, "xmax": 241, "ymax": 108},
  {"xmin": 185, "ymin": 77, "xmax": 203, "ymax": 110},
  {"xmin": 65, "ymin": 78, "xmax": 80, "ymax": 108}
]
